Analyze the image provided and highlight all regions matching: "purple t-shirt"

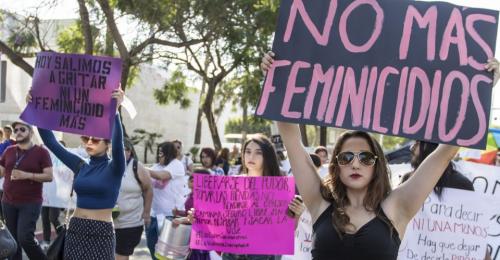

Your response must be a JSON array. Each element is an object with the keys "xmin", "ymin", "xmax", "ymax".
[{"xmin": 0, "ymin": 145, "xmax": 52, "ymax": 204}]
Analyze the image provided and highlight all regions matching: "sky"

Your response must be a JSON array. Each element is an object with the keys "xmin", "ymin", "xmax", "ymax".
[{"xmin": 2, "ymin": 0, "xmax": 500, "ymax": 116}]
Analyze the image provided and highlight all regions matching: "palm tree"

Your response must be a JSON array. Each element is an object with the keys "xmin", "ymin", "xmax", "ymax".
[{"xmin": 130, "ymin": 129, "xmax": 163, "ymax": 163}]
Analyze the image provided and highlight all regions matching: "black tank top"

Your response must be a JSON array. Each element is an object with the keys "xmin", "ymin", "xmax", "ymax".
[{"xmin": 312, "ymin": 204, "xmax": 401, "ymax": 260}]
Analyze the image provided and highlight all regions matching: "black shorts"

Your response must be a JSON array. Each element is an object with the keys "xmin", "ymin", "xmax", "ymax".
[{"xmin": 115, "ymin": 225, "xmax": 144, "ymax": 256}]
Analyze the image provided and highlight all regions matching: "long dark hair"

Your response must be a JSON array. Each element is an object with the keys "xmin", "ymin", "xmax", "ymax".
[
  {"xmin": 321, "ymin": 131, "xmax": 392, "ymax": 235},
  {"xmin": 241, "ymin": 134, "xmax": 282, "ymax": 177},
  {"xmin": 407, "ymin": 141, "xmax": 464, "ymax": 197},
  {"xmin": 159, "ymin": 141, "xmax": 177, "ymax": 166},
  {"xmin": 200, "ymin": 147, "xmax": 217, "ymax": 168}
]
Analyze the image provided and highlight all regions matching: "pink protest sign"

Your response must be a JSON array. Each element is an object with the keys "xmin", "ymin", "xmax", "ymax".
[
  {"xmin": 190, "ymin": 175, "xmax": 296, "ymax": 255},
  {"xmin": 20, "ymin": 51, "xmax": 122, "ymax": 139}
]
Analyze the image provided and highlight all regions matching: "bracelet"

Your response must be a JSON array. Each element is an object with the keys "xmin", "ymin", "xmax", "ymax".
[{"xmin": 32, "ymin": 173, "xmax": 34, "ymax": 180}]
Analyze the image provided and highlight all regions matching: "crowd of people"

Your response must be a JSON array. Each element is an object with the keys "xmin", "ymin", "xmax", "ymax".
[{"xmin": 0, "ymin": 54, "xmax": 498, "ymax": 260}]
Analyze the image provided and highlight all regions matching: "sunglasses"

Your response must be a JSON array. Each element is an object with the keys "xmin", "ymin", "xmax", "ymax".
[
  {"xmin": 13, "ymin": 127, "xmax": 27, "ymax": 133},
  {"xmin": 80, "ymin": 136, "xmax": 104, "ymax": 144},
  {"xmin": 336, "ymin": 151, "xmax": 378, "ymax": 166}
]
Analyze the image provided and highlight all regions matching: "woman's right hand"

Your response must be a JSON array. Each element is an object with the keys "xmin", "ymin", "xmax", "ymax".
[
  {"xmin": 26, "ymin": 90, "xmax": 33, "ymax": 103},
  {"xmin": 187, "ymin": 208, "xmax": 196, "ymax": 224},
  {"xmin": 260, "ymin": 51, "xmax": 275, "ymax": 73}
]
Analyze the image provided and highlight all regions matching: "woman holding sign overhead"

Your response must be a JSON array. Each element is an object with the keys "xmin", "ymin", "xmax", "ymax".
[
  {"xmin": 189, "ymin": 134, "xmax": 305, "ymax": 260},
  {"xmin": 261, "ymin": 53, "xmax": 499, "ymax": 260},
  {"xmin": 27, "ymin": 88, "xmax": 126, "ymax": 260}
]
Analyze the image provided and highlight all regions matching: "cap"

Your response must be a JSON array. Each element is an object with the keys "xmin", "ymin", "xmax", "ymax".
[{"xmin": 11, "ymin": 121, "xmax": 33, "ymax": 131}]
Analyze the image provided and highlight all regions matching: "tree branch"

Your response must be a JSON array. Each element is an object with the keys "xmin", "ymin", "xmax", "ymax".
[
  {"xmin": 77, "ymin": 0, "xmax": 93, "ymax": 54},
  {"xmin": 32, "ymin": 17, "xmax": 46, "ymax": 52},
  {"xmin": 96, "ymin": 0, "xmax": 129, "ymax": 59},
  {"xmin": 0, "ymin": 40, "xmax": 34, "ymax": 76}
]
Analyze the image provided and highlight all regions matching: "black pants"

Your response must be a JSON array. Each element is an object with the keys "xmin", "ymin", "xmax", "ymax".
[
  {"xmin": 41, "ymin": 206, "xmax": 62, "ymax": 242},
  {"xmin": 2, "ymin": 202, "xmax": 47, "ymax": 260}
]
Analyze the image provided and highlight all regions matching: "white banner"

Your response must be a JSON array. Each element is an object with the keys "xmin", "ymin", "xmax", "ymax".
[
  {"xmin": 454, "ymin": 161, "xmax": 500, "ymax": 260},
  {"xmin": 42, "ymin": 151, "xmax": 79, "ymax": 209},
  {"xmin": 398, "ymin": 188, "xmax": 494, "ymax": 260},
  {"xmin": 392, "ymin": 161, "xmax": 500, "ymax": 260},
  {"xmin": 282, "ymin": 210, "xmax": 313, "ymax": 260}
]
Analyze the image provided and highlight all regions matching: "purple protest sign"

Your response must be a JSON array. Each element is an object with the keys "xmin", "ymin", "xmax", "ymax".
[
  {"xmin": 20, "ymin": 52, "xmax": 122, "ymax": 139},
  {"xmin": 190, "ymin": 175, "xmax": 295, "ymax": 255}
]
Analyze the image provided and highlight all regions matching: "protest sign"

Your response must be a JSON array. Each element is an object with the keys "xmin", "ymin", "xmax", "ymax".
[
  {"xmin": 454, "ymin": 161, "xmax": 500, "ymax": 260},
  {"xmin": 42, "ymin": 152, "xmax": 76, "ymax": 209},
  {"xmin": 21, "ymin": 52, "xmax": 122, "ymax": 139},
  {"xmin": 391, "ymin": 161, "xmax": 500, "ymax": 260},
  {"xmin": 282, "ymin": 210, "xmax": 313, "ymax": 260},
  {"xmin": 256, "ymin": 0, "xmax": 499, "ymax": 149},
  {"xmin": 190, "ymin": 175, "xmax": 296, "ymax": 255},
  {"xmin": 398, "ymin": 188, "xmax": 494, "ymax": 260}
]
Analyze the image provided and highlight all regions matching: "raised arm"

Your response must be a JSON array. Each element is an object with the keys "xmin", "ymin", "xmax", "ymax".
[
  {"xmin": 277, "ymin": 122, "xmax": 327, "ymax": 220},
  {"xmin": 38, "ymin": 128, "xmax": 84, "ymax": 173},
  {"xmin": 111, "ymin": 113, "xmax": 125, "ymax": 174},
  {"xmin": 262, "ymin": 52, "xmax": 328, "ymax": 220},
  {"xmin": 385, "ymin": 144, "xmax": 459, "ymax": 226}
]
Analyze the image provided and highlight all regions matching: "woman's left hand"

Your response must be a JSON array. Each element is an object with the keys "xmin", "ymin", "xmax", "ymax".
[
  {"xmin": 287, "ymin": 195, "xmax": 305, "ymax": 219},
  {"xmin": 486, "ymin": 58, "xmax": 500, "ymax": 87},
  {"xmin": 111, "ymin": 88, "xmax": 124, "ymax": 112}
]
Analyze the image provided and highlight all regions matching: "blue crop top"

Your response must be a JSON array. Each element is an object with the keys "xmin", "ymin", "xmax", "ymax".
[{"xmin": 38, "ymin": 114, "xmax": 126, "ymax": 209}]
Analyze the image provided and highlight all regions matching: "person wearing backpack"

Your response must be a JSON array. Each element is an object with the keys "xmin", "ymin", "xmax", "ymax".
[{"xmin": 113, "ymin": 140, "xmax": 153, "ymax": 260}]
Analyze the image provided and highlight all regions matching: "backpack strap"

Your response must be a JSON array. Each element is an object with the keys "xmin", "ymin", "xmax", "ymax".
[{"xmin": 132, "ymin": 159, "xmax": 143, "ymax": 188}]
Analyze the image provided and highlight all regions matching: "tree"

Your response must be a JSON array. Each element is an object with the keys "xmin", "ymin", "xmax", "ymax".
[
  {"xmin": 130, "ymin": 128, "xmax": 163, "ymax": 163},
  {"xmin": 225, "ymin": 116, "xmax": 271, "ymax": 137},
  {"xmin": 129, "ymin": 0, "xmax": 279, "ymax": 150}
]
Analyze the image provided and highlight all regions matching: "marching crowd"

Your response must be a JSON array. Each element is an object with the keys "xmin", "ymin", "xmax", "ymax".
[{"xmin": 0, "ymin": 55, "xmax": 498, "ymax": 260}]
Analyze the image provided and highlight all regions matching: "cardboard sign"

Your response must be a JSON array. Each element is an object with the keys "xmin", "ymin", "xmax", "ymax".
[
  {"xmin": 21, "ymin": 52, "xmax": 122, "ymax": 139},
  {"xmin": 190, "ymin": 175, "xmax": 296, "ymax": 255},
  {"xmin": 454, "ymin": 161, "xmax": 500, "ymax": 260},
  {"xmin": 256, "ymin": 0, "xmax": 499, "ymax": 149},
  {"xmin": 398, "ymin": 188, "xmax": 494, "ymax": 260},
  {"xmin": 391, "ymin": 162, "xmax": 500, "ymax": 260}
]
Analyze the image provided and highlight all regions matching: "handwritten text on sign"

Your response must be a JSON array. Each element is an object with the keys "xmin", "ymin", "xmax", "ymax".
[
  {"xmin": 454, "ymin": 161, "xmax": 500, "ymax": 260},
  {"xmin": 256, "ymin": 0, "xmax": 499, "ymax": 149},
  {"xmin": 190, "ymin": 175, "xmax": 295, "ymax": 255},
  {"xmin": 398, "ymin": 188, "xmax": 494, "ymax": 260},
  {"xmin": 20, "ymin": 52, "xmax": 122, "ymax": 139}
]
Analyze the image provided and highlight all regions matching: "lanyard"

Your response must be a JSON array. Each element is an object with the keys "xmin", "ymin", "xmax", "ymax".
[{"xmin": 14, "ymin": 146, "xmax": 34, "ymax": 169}]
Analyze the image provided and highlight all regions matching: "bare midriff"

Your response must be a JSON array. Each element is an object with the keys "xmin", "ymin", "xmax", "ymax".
[{"xmin": 73, "ymin": 208, "xmax": 113, "ymax": 222}]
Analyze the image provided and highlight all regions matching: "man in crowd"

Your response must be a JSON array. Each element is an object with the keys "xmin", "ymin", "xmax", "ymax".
[{"xmin": 0, "ymin": 121, "xmax": 53, "ymax": 260}]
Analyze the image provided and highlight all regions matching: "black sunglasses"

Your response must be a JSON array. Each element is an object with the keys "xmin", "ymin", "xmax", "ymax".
[
  {"xmin": 81, "ymin": 136, "xmax": 104, "ymax": 144},
  {"xmin": 13, "ymin": 127, "xmax": 27, "ymax": 133},
  {"xmin": 336, "ymin": 151, "xmax": 378, "ymax": 166}
]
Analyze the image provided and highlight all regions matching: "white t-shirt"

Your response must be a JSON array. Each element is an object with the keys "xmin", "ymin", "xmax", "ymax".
[
  {"xmin": 150, "ymin": 159, "xmax": 186, "ymax": 217},
  {"xmin": 180, "ymin": 154, "xmax": 193, "ymax": 174},
  {"xmin": 319, "ymin": 164, "xmax": 329, "ymax": 179}
]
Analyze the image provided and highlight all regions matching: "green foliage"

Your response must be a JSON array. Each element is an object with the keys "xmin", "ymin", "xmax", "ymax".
[
  {"xmin": 57, "ymin": 21, "xmax": 102, "ymax": 54},
  {"xmin": 225, "ymin": 116, "xmax": 271, "ymax": 136},
  {"xmin": 130, "ymin": 128, "xmax": 163, "ymax": 162},
  {"xmin": 154, "ymin": 70, "xmax": 195, "ymax": 109}
]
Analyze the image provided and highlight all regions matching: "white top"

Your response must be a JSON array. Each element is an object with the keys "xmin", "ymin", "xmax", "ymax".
[
  {"xmin": 151, "ymin": 159, "xmax": 186, "ymax": 217},
  {"xmin": 180, "ymin": 155, "xmax": 193, "ymax": 174},
  {"xmin": 114, "ymin": 160, "xmax": 144, "ymax": 229},
  {"xmin": 319, "ymin": 164, "xmax": 329, "ymax": 179},
  {"xmin": 280, "ymin": 159, "xmax": 292, "ymax": 175}
]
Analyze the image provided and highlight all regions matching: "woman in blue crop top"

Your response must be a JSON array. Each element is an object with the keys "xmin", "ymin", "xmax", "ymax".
[
  {"xmin": 28, "ymin": 89, "xmax": 126, "ymax": 260},
  {"xmin": 261, "ymin": 53, "xmax": 499, "ymax": 260}
]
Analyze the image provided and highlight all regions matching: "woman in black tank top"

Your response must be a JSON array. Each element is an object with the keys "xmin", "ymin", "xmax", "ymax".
[{"xmin": 259, "ymin": 53, "xmax": 500, "ymax": 260}]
